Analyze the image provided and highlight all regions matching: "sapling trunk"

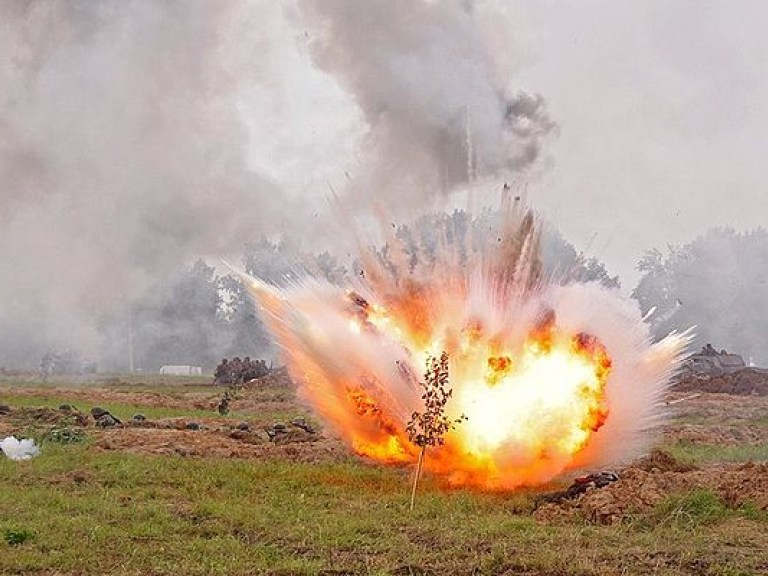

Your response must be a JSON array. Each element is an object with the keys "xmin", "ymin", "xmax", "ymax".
[
  {"xmin": 405, "ymin": 352, "xmax": 465, "ymax": 511},
  {"xmin": 409, "ymin": 445, "xmax": 426, "ymax": 512}
]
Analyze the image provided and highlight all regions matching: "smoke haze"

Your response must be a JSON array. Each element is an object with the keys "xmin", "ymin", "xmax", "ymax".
[
  {"xmin": 2, "ymin": 1, "xmax": 766, "ymax": 370},
  {"xmin": 297, "ymin": 0, "xmax": 555, "ymax": 207},
  {"xmin": 1, "ymin": 0, "xmax": 547, "ymax": 368},
  {"xmin": 0, "ymin": 1, "xmax": 297, "ymax": 365},
  {"xmin": 508, "ymin": 1, "xmax": 768, "ymax": 286}
]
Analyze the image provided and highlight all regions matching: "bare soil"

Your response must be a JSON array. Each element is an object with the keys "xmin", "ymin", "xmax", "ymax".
[
  {"xmin": 94, "ymin": 427, "xmax": 347, "ymax": 463},
  {"xmin": 2, "ymin": 372, "xmax": 767, "ymax": 527},
  {"xmin": 534, "ymin": 391, "xmax": 768, "ymax": 524},
  {"xmin": 535, "ymin": 457, "xmax": 768, "ymax": 524},
  {"xmin": 673, "ymin": 368, "xmax": 768, "ymax": 395},
  {"xmin": 1, "ymin": 386, "xmax": 217, "ymax": 410},
  {"xmin": 0, "ymin": 371, "xmax": 351, "ymax": 465}
]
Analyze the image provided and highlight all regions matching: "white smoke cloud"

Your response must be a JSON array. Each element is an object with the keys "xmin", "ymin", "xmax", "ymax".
[{"xmin": 0, "ymin": 1, "xmax": 313, "ymax": 365}]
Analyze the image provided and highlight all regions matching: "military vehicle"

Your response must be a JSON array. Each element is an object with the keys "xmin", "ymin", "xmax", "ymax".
[{"xmin": 682, "ymin": 343, "xmax": 746, "ymax": 375}]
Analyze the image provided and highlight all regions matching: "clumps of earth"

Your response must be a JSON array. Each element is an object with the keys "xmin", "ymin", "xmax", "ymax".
[
  {"xmin": 674, "ymin": 369, "xmax": 768, "ymax": 396},
  {"xmin": 534, "ymin": 450, "xmax": 768, "ymax": 524},
  {"xmin": 0, "ymin": 403, "xmax": 322, "ymax": 450},
  {"xmin": 2, "ymin": 371, "xmax": 766, "ymax": 526}
]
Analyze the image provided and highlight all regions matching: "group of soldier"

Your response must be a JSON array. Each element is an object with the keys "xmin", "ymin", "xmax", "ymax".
[{"xmin": 213, "ymin": 356, "xmax": 270, "ymax": 385}]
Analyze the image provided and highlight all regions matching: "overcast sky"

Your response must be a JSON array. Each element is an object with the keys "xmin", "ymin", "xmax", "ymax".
[
  {"xmin": 511, "ymin": 0, "xmax": 768, "ymax": 286},
  {"xmin": 245, "ymin": 0, "xmax": 768, "ymax": 287},
  {"xmin": 2, "ymin": 0, "xmax": 766, "ymax": 365}
]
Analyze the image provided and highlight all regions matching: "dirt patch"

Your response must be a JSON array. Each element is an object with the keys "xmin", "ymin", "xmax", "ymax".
[
  {"xmin": 241, "ymin": 367, "xmax": 295, "ymax": 390},
  {"xmin": 0, "ymin": 387, "xmax": 338, "ymax": 464},
  {"xmin": 19, "ymin": 406, "xmax": 76, "ymax": 424},
  {"xmin": 0, "ymin": 421, "xmax": 16, "ymax": 437},
  {"xmin": 666, "ymin": 391, "xmax": 768, "ymax": 423},
  {"xmin": 87, "ymin": 413, "xmax": 330, "ymax": 459},
  {"xmin": 47, "ymin": 469, "xmax": 93, "ymax": 486},
  {"xmin": 534, "ymin": 459, "xmax": 768, "ymax": 525},
  {"xmin": 94, "ymin": 427, "xmax": 347, "ymax": 463},
  {"xmin": 674, "ymin": 368, "xmax": 768, "ymax": 396},
  {"xmin": 631, "ymin": 449, "xmax": 699, "ymax": 473},
  {"xmin": 4, "ymin": 406, "xmax": 90, "ymax": 427},
  {"xmin": 663, "ymin": 423, "xmax": 768, "ymax": 445}
]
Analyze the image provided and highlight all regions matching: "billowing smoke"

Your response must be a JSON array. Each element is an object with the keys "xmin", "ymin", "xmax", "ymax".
[
  {"xmin": 0, "ymin": 1, "xmax": 555, "ymax": 369},
  {"xmin": 297, "ymin": 0, "xmax": 556, "ymax": 206},
  {"xmin": 243, "ymin": 200, "xmax": 688, "ymax": 488},
  {"xmin": 634, "ymin": 227, "xmax": 768, "ymax": 366},
  {"xmin": 0, "ymin": 1, "xmax": 305, "ymax": 367}
]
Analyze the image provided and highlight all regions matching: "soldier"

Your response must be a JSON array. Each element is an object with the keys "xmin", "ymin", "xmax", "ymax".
[
  {"xmin": 230, "ymin": 357, "xmax": 243, "ymax": 383},
  {"xmin": 242, "ymin": 357, "xmax": 256, "ymax": 382},
  {"xmin": 213, "ymin": 358, "xmax": 230, "ymax": 384}
]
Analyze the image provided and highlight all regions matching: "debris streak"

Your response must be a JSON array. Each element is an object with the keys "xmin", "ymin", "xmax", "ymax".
[{"xmin": 243, "ymin": 198, "xmax": 688, "ymax": 489}]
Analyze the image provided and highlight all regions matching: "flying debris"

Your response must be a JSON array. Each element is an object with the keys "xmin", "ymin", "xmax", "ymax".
[{"xmin": 242, "ymin": 198, "xmax": 689, "ymax": 489}]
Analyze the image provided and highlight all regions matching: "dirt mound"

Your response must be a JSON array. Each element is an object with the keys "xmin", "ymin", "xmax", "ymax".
[
  {"xmin": 664, "ymin": 423, "xmax": 768, "ymax": 445},
  {"xmin": 674, "ymin": 368, "xmax": 768, "ymax": 395},
  {"xmin": 241, "ymin": 367, "xmax": 295, "ymax": 389},
  {"xmin": 716, "ymin": 462, "xmax": 768, "ymax": 509},
  {"xmin": 631, "ymin": 449, "xmax": 698, "ymax": 473},
  {"xmin": 0, "ymin": 386, "xmax": 219, "ymax": 411},
  {"xmin": 12, "ymin": 406, "xmax": 88, "ymax": 426},
  {"xmin": 90, "ymin": 412, "xmax": 328, "ymax": 461},
  {"xmin": 94, "ymin": 427, "xmax": 346, "ymax": 463},
  {"xmin": 534, "ymin": 460, "xmax": 768, "ymax": 525}
]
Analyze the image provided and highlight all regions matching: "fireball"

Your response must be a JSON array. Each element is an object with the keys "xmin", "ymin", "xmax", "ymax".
[{"xmin": 243, "ymin": 198, "xmax": 688, "ymax": 489}]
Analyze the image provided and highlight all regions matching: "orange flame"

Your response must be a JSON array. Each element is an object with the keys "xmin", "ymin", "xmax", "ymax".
[
  {"xmin": 257, "ymin": 279, "xmax": 613, "ymax": 489},
  {"xmin": 244, "ymin": 202, "xmax": 686, "ymax": 489},
  {"xmin": 344, "ymin": 295, "xmax": 611, "ymax": 487}
]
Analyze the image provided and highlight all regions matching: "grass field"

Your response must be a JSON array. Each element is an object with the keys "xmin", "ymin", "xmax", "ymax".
[{"xmin": 0, "ymin": 374, "xmax": 766, "ymax": 575}]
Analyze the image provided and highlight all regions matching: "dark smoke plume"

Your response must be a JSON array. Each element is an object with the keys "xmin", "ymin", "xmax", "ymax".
[{"xmin": 298, "ymin": 0, "xmax": 556, "ymax": 204}]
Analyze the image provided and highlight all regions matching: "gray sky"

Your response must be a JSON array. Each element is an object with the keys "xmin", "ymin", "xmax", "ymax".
[
  {"xmin": 246, "ymin": 0, "xmax": 768, "ymax": 287},
  {"xmin": 2, "ymin": 0, "xmax": 766, "ymax": 365},
  {"xmin": 511, "ymin": 1, "xmax": 768, "ymax": 286}
]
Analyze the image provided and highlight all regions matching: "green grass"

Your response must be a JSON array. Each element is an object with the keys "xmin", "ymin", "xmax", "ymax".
[
  {"xmin": 671, "ymin": 413, "xmax": 768, "ymax": 428},
  {"xmin": 666, "ymin": 441, "xmax": 768, "ymax": 464},
  {"xmin": 0, "ymin": 445, "xmax": 766, "ymax": 575},
  {"xmin": 0, "ymin": 378, "xmax": 766, "ymax": 574},
  {"xmin": 0, "ymin": 373, "xmax": 213, "ymax": 388},
  {"xmin": 649, "ymin": 489, "xmax": 730, "ymax": 527},
  {"xmin": 0, "ymin": 391, "xmax": 307, "ymax": 425},
  {"xmin": 3, "ymin": 529, "xmax": 34, "ymax": 546},
  {"xmin": 0, "ymin": 392, "xmax": 218, "ymax": 421}
]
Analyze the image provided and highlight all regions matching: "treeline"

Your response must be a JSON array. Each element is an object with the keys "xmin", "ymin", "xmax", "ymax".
[
  {"xmin": 97, "ymin": 210, "xmax": 618, "ymax": 373},
  {"xmin": 97, "ymin": 239, "xmax": 294, "ymax": 373},
  {"xmin": 633, "ymin": 227, "xmax": 768, "ymax": 366},
  {"xmin": 51, "ymin": 215, "xmax": 768, "ymax": 372}
]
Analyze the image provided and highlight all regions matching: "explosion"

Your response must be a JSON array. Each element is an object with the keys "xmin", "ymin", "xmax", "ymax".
[{"xmin": 243, "ymin": 197, "xmax": 688, "ymax": 489}]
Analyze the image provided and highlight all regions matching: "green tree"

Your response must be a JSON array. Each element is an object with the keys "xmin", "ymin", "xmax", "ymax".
[
  {"xmin": 633, "ymin": 228, "xmax": 768, "ymax": 365},
  {"xmin": 218, "ymin": 273, "xmax": 272, "ymax": 359},
  {"xmin": 540, "ymin": 228, "xmax": 620, "ymax": 288},
  {"xmin": 406, "ymin": 352, "xmax": 465, "ymax": 511},
  {"xmin": 132, "ymin": 259, "xmax": 224, "ymax": 371}
]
